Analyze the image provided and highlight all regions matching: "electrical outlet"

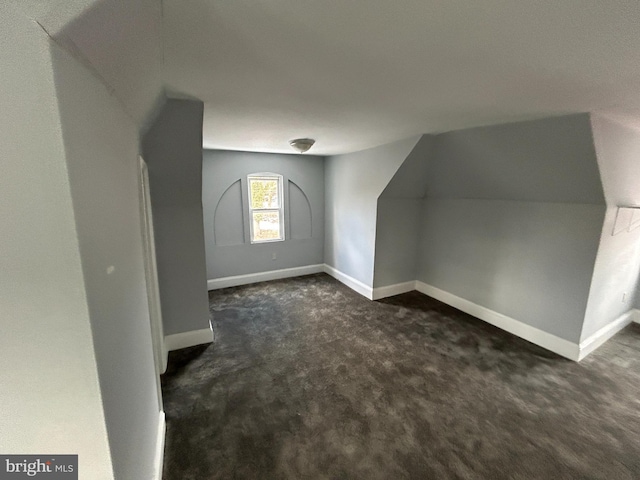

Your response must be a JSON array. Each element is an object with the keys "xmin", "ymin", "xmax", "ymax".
[{"xmin": 272, "ymin": 252, "xmax": 277, "ymax": 261}]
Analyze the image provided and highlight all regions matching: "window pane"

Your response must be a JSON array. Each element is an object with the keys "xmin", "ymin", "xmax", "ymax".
[
  {"xmin": 249, "ymin": 178, "xmax": 279, "ymax": 209},
  {"xmin": 252, "ymin": 211, "xmax": 282, "ymax": 242}
]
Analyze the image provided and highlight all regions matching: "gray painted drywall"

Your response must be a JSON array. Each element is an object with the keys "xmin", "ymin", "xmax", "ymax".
[
  {"xmin": 582, "ymin": 206, "xmax": 640, "ymax": 340},
  {"xmin": 418, "ymin": 199, "xmax": 604, "ymax": 342},
  {"xmin": 324, "ymin": 136, "xmax": 421, "ymax": 287},
  {"xmin": 591, "ymin": 115, "xmax": 640, "ymax": 207},
  {"xmin": 289, "ymin": 181, "xmax": 314, "ymax": 239},
  {"xmin": 0, "ymin": 4, "xmax": 112, "ymax": 476},
  {"xmin": 409, "ymin": 115, "xmax": 607, "ymax": 343},
  {"xmin": 582, "ymin": 115, "xmax": 640, "ymax": 340},
  {"xmin": 143, "ymin": 99, "xmax": 210, "ymax": 336},
  {"xmin": 373, "ymin": 198, "xmax": 423, "ymax": 287},
  {"xmin": 427, "ymin": 114, "xmax": 605, "ymax": 203},
  {"xmin": 49, "ymin": 0, "xmax": 164, "ymax": 128},
  {"xmin": 380, "ymin": 135, "xmax": 435, "ymax": 198},
  {"xmin": 203, "ymin": 150, "xmax": 324, "ymax": 279},
  {"xmin": 214, "ymin": 180, "xmax": 244, "ymax": 246},
  {"xmin": 373, "ymin": 135, "xmax": 435, "ymax": 287},
  {"xmin": 52, "ymin": 42, "xmax": 161, "ymax": 480}
]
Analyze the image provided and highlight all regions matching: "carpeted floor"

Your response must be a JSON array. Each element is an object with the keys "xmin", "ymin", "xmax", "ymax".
[{"xmin": 161, "ymin": 273, "xmax": 640, "ymax": 479}]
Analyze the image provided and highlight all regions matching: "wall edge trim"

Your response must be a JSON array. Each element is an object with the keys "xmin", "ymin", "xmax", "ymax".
[
  {"xmin": 578, "ymin": 310, "xmax": 634, "ymax": 360},
  {"xmin": 207, "ymin": 264, "xmax": 324, "ymax": 290},
  {"xmin": 165, "ymin": 326, "xmax": 213, "ymax": 352},
  {"xmin": 632, "ymin": 309, "xmax": 640, "ymax": 324},
  {"xmin": 414, "ymin": 281, "xmax": 580, "ymax": 361},
  {"xmin": 323, "ymin": 264, "xmax": 373, "ymax": 299},
  {"xmin": 153, "ymin": 411, "xmax": 166, "ymax": 480},
  {"xmin": 372, "ymin": 281, "xmax": 416, "ymax": 300}
]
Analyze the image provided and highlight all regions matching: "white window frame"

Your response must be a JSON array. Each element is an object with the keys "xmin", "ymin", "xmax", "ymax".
[{"xmin": 247, "ymin": 173, "xmax": 285, "ymax": 244}]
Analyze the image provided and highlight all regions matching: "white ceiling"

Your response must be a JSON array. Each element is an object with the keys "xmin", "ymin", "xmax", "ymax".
[
  {"xmin": 162, "ymin": 0, "xmax": 640, "ymax": 155},
  {"xmin": 16, "ymin": 0, "xmax": 640, "ymax": 156}
]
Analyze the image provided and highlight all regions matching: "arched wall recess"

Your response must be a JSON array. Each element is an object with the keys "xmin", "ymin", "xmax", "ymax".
[
  {"xmin": 214, "ymin": 179, "xmax": 245, "ymax": 245},
  {"xmin": 288, "ymin": 180, "xmax": 312, "ymax": 239},
  {"xmin": 202, "ymin": 149, "xmax": 325, "ymax": 282}
]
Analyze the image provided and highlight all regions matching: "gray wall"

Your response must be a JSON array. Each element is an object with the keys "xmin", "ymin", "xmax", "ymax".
[
  {"xmin": 325, "ymin": 136, "xmax": 421, "ymax": 287},
  {"xmin": 52, "ymin": 42, "xmax": 160, "ymax": 480},
  {"xmin": 0, "ymin": 4, "xmax": 113, "ymax": 476},
  {"xmin": 374, "ymin": 136, "xmax": 435, "ymax": 287},
  {"xmin": 143, "ymin": 100, "xmax": 210, "ymax": 336},
  {"xmin": 374, "ymin": 198, "xmax": 422, "ymax": 287},
  {"xmin": 582, "ymin": 114, "xmax": 640, "ymax": 340},
  {"xmin": 424, "ymin": 114, "xmax": 604, "ymax": 203},
  {"xmin": 203, "ymin": 150, "xmax": 324, "ymax": 279},
  {"xmin": 411, "ymin": 115, "xmax": 606, "ymax": 343},
  {"xmin": 418, "ymin": 200, "xmax": 604, "ymax": 342},
  {"xmin": 379, "ymin": 135, "xmax": 435, "ymax": 199}
]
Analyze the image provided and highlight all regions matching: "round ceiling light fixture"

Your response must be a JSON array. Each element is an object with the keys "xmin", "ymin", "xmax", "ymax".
[{"xmin": 289, "ymin": 138, "xmax": 315, "ymax": 153}]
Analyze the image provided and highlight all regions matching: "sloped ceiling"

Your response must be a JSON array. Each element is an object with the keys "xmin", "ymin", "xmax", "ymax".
[
  {"xmin": 426, "ymin": 114, "xmax": 605, "ymax": 203},
  {"xmin": 14, "ymin": 0, "xmax": 640, "ymax": 155},
  {"xmin": 15, "ymin": 0, "xmax": 164, "ymax": 126},
  {"xmin": 382, "ymin": 115, "xmax": 605, "ymax": 204},
  {"xmin": 381, "ymin": 135, "xmax": 435, "ymax": 199}
]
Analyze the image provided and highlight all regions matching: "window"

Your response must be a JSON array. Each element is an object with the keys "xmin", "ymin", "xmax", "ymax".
[{"xmin": 248, "ymin": 173, "xmax": 284, "ymax": 243}]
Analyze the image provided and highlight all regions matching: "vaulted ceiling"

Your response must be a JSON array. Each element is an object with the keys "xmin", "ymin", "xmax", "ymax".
[{"xmin": 15, "ymin": 0, "xmax": 640, "ymax": 155}]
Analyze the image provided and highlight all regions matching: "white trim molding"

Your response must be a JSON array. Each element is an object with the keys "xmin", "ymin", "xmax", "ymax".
[
  {"xmin": 207, "ymin": 264, "xmax": 324, "ymax": 290},
  {"xmin": 153, "ymin": 411, "xmax": 166, "ymax": 480},
  {"xmin": 160, "ymin": 343, "xmax": 168, "ymax": 374},
  {"xmin": 323, "ymin": 264, "xmax": 374, "ymax": 299},
  {"xmin": 165, "ymin": 325, "xmax": 213, "ymax": 352},
  {"xmin": 414, "ymin": 281, "xmax": 580, "ymax": 361},
  {"xmin": 578, "ymin": 310, "xmax": 634, "ymax": 360},
  {"xmin": 372, "ymin": 281, "xmax": 416, "ymax": 300},
  {"xmin": 205, "ymin": 266, "xmax": 635, "ymax": 361}
]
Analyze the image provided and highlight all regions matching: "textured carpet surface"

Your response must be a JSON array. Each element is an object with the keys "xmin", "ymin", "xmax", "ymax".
[{"xmin": 162, "ymin": 273, "xmax": 640, "ymax": 479}]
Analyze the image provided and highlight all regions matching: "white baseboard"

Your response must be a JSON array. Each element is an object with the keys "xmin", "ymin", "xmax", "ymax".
[
  {"xmin": 207, "ymin": 264, "xmax": 324, "ymax": 290},
  {"xmin": 414, "ymin": 281, "xmax": 580, "ymax": 361},
  {"xmin": 578, "ymin": 310, "xmax": 634, "ymax": 360},
  {"xmin": 323, "ymin": 264, "xmax": 373, "ymax": 299},
  {"xmin": 204, "ymin": 265, "xmax": 634, "ymax": 361},
  {"xmin": 372, "ymin": 281, "xmax": 416, "ymax": 300},
  {"xmin": 153, "ymin": 411, "xmax": 166, "ymax": 480},
  {"xmin": 164, "ymin": 325, "xmax": 213, "ymax": 352}
]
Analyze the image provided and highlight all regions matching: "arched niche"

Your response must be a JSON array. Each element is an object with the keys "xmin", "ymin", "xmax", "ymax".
[{"xmin": 214, "ymin": 179, "xmax": 245, "ymax": 245}]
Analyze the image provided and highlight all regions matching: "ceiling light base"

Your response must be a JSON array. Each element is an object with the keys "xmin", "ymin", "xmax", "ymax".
[{"xmin": 289, "ymin": 138, "xmax": 315, "ymax": 153}]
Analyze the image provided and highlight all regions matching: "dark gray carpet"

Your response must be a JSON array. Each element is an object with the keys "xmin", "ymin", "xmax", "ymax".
[{"xmin": 161, "ymin": 273, "xmax": 640, "ymax": 479}]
